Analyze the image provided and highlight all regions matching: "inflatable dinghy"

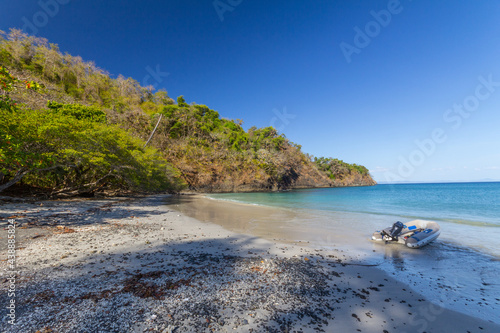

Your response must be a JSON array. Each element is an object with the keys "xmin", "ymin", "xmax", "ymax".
[{"xmin": 372, "ymin": 220, "xmax": 440, "ymax": 248}]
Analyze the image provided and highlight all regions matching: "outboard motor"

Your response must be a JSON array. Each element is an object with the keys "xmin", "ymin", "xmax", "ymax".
[
  {"xmin": 382, "ymin": 221, "xmax": 404, "ymax": 241},
  {"xmin": 388, "ymin": 221, "xmax": 404, "ymax": 240}
]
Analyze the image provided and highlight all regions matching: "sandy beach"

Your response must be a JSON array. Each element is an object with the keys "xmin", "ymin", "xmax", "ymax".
[{"xmin": 1, "ymin": 194, "xmax": 499, "ymax": 333}]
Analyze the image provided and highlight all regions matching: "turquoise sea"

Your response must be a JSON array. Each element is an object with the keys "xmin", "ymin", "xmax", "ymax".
[
  {"xmin": 206, "ymin": 182, "xmax": 500, "ymax": 322},
  {"xmin": 209, "ymin": 182, "xmax": 500, "ymax": 257}
]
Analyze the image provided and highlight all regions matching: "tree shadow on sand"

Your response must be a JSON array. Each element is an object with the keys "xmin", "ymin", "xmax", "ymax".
[{"xmin": 0, "ymin": 195, "xmax": 172, "ymax": 228}]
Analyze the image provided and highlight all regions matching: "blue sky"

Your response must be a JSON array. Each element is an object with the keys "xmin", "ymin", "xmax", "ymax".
[{"xmin": 2, "ymin": 0, "xmax": 500, "ymax": 183}]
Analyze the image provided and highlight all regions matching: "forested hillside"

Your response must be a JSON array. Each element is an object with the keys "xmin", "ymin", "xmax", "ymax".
[{"xmin": 0, "ymin": 29, "xmax": 375, "ymax": 196}]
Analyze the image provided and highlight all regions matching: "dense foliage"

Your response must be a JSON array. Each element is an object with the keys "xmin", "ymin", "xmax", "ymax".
[
  {"xmin": 0, "ymin": 29, "xmax": 374, "ymax": 195},
  {"xmin": 314, "ymin": 157, "xmax": 370, "ymax": 180},
  {"xmin": 0, "ymin": 66, "xmax": 183, "ymax": 195},
  {"xmin": 152, "ymin": 101, "xmax": 305, "ymax": 190},
  {"xmin": 47, "ymin": 101, "xmax": 107, "ymax": 123}
]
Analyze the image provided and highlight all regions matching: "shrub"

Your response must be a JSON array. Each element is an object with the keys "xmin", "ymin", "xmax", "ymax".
[
  {"xmin": 47, "ymin": 101, "xmax": 107, "ymax": 123},
  {"xmin": 0, "ymin": 107, "xmax": 184, "ymax": 194}
]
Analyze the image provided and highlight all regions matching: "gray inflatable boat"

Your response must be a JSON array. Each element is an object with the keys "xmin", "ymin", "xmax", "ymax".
[{"xmin": 372, "ymin": 220, "xmax": 441, "ymax": 248}]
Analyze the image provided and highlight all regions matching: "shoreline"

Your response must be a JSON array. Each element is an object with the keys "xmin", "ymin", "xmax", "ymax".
[
  {"xmin": 167, "ymin": 194, "xmax": 500, "ymax": 324},
  {"xmin": 1, "ymin": 195, "xmax": 498, "ymax": 332}
]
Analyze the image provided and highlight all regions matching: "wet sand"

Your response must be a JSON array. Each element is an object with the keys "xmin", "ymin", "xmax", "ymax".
[
  {"xmin": 0, "ymin": 194, "xmax": 498, "ymax": 332},
  {"xmin": 167, "ymin": 194, "xmax": 500, "ymax": 326}
]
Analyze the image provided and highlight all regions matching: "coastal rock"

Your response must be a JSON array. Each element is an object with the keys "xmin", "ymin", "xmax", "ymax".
[{"xmin": 184, "ymin": 159, "xmax": 376, "ymax": 193}]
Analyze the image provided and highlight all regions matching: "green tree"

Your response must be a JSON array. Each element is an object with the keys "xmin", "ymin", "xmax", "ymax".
[
  {"xmin": 1, "ymin": 105, "xmax": 184, "ymax": 194},
  {"xmin": 177, "ymin": 95, "xmax": 188, "ymax": 107}
]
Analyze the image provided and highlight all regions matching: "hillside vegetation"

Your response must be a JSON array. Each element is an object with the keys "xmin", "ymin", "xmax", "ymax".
[
  {"xmin": 0, "ymin": 29, "xmax": 375, "ymax": 196},
  {"xmin": 314, "ymin": 157, "xmax": 374, "ymax": 187}
]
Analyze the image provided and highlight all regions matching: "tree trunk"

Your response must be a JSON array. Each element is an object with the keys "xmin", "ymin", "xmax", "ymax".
[
  {"xmin": 50, "ymin": 172, "xmax": 115, "ymax": 196},
  {"xmin": 0, "ymin": 169, "xmax": 29, "ymax": 193},
  {"xmin": 0, "ymin": 165, "xmax": 65, "ymax": 193},
  {"xmin": 144, "ymin": 114, "xmax": 162, "ymax": 148}
]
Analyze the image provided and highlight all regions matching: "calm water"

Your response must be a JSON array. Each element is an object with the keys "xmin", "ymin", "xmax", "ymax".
[
  {"xmin": 205, "ymin": 182, "xmax": 500, "ymax": 322},
  {"xmin": 210, "ymin": 182, "xmax": 500, "ymax": 227},
  {"xmin": 209, "ymin": 182, "xmax": 500, "ymax": 257}
]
